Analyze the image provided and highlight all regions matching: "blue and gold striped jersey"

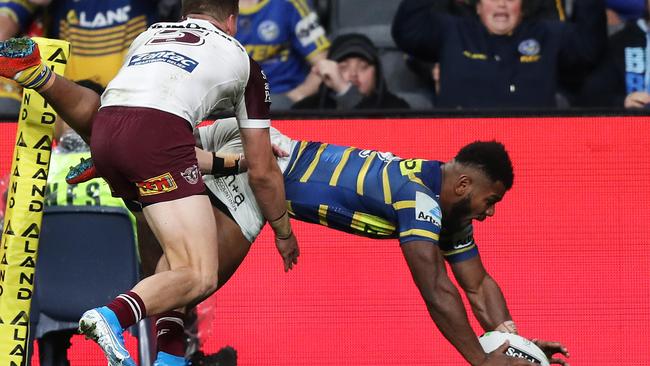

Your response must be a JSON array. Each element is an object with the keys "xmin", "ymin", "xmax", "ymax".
[
  {"xmin": 284, "ymin": 141, "xmax": 479, "ymax": 263},
  {"xmin": 0, "ymin": 0, "xmax": 157, "ymax": 86},
  {"xmin": 235, "ymin": 0, "xmax": 330, "ymax": 93}
]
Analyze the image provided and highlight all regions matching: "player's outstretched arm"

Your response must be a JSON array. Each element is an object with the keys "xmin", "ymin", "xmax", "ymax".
[
  {"xmin": 194, "ymin": 144, "xmax": 287, "ymax": 176},
  {"xmin": 450, "ymin": 256, "xmax": 513, "ymax": 333},
  {"xmin": 240, "ymin": 127, "xmax": 299, "ymax": 272},
  {"xmin": 401, "ymin": 241, "xmax": 529, "ymax": 366},
  {"xmin": 451, "ymin": 256, "xmax": 570, "ymax": 365}
]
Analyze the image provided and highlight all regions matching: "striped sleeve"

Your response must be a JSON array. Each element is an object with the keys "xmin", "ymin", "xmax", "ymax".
[
  {"xmin": 287, "ymin": 0, "xmax": 329, "ymax": 59},
  {"xmin": 395, "ymin": 189, "xmax": 442, "ymax": 245},
  {"xmin": 438, "ymin": 224, "xmax": 479, "ymax": 263},
  {"xmin": 0, "ymin": 0, "xmax": 36, "ymax": 32}
]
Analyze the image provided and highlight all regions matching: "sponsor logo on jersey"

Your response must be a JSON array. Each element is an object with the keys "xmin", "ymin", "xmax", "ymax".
[
  {"xmin": 358, "ymin": 149, "xmax": 397, "ymax": 162},
  {"xmin": 67, "ymin": 6, "xmax": 132, "ymax": 28},
  {"xmin": 452, "ymin": 234, "xmax": 474, "ymax": 250},
  {"xmin": 258, "ymin": 20, "xmax": 280, "ymax": 42},
  {"xmin": 261, "ymin": 70, "xmax": 272, "ymax": 103},
  {"xmin": 136, "ymin": 173, "xmax": 177, "ymax": 196},
  {"xmin": 181, "ymin": 165, "xmax": 200, "ymax": 185},
  {"xmin": 415, "ymin": 191, "xmax": 442, "ymax": 228},
  {"xmin": 157, "ymin": 329, "xmax": 170, "ymax": 337},
  {"xmin": 215, "ymin": 175, "xmax": 246, "ymax": 209},
  {"xmin": 505, "ymin": 347, "xmax": 542, "ymax": 364},
  {"xmin": 152, "ymin": 22, "xmax": 210, "ymax": 32},
  {"xmin": 129, "ymin": 51, "xmax": 199, "ymax": 72},
  {"xmin": 295, "ymin": 12, "xmax": 325, "ymax": 47}
]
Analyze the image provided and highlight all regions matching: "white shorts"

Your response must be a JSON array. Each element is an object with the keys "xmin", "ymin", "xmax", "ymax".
[{"xmin": 196, "ymin": 118, "xmax": 296, "ymax": 243}]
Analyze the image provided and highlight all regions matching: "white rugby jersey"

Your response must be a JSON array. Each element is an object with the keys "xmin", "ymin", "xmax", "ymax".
[{"xmin": 101, "ymin": 17, "xmax": 271, "ymax": 129}]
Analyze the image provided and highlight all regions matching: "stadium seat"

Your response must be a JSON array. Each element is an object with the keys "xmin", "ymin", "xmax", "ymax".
[
  {"xmin": 30, "ymin": 205, "xmax": 154, "ymax": 366},
  {"xmin": 329, "ymin": 0, "xmax": 400, "ymax": 47},
  {"xmin": 379, "ymin": 50, "xmax": 435, "ymax": 109},
  {"xmin": 328, "ymin": 0, "xmax": 434, "ymax": 108}
]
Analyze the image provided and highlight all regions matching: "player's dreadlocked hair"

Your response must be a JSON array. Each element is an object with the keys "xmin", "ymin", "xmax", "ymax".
[
  {"xmin": 455, "ymin": 140, "xmax": 514, "ymax": 190},
  {"xmin": 182, "ymin": 0, "xmax": 238, "ymax": 22}
]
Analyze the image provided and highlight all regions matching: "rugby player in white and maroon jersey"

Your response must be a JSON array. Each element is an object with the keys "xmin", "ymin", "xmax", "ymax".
[{"xmin": 0, "ymin": 1, "xmax": 298, "ymax": 365}]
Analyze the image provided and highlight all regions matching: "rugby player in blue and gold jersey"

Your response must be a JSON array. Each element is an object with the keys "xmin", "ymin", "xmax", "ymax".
[
  {"xmin": 188, "ymin": 119, "xmax": 570, "ymax": 366},
  {"xmin": 0, "ymin": 49, "xmax": 568, "ymax": 363}
]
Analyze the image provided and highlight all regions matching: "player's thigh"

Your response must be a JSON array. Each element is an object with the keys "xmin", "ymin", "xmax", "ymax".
[
  {"xmin": 143, "ymin": 195, "xmax": 219, "ymax": 273},
  {"xmin": 214, "ymin": 207, "xmax": 252, "ymax": 289},
  {"xmin": 132, "ymin": 210, "xmax": 164, "ymax": 278}
]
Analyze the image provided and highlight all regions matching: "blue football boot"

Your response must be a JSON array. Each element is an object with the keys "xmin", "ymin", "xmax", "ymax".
[{"xmin": 78, "ymin": 306, "xmax": 136, "ymax": 366}]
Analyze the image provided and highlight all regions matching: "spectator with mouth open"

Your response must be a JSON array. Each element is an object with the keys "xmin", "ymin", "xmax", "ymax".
[{"xmin": 392, "ymin": 0, "xmax": 607, "ymax": 109}]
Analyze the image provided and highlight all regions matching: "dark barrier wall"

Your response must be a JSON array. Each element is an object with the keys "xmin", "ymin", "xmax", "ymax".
[{"xmin": 1, "ymin": 116, "xmax": 649, "ymax": 365}]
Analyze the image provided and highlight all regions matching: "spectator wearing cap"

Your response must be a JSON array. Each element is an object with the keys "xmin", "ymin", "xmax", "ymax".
[
  {"xmin": 292, "ymin": 33, "xmax": 410, "ymax": 110},
  {"xmin": 392, "ymin": 0, "xmax": 607, "ymax": 109}
]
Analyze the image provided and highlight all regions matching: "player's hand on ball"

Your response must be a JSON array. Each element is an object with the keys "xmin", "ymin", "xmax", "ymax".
[
  {"xmin": 275, "ymin": 232, "xmax": 299, "ymax": 272},
  {"xmin": 480, "ymin": 341, "xmax": 535, "ymax": 366},
  {"xmin": 531, "ymin": 339, "xmax": 570, "ymax": 366}
]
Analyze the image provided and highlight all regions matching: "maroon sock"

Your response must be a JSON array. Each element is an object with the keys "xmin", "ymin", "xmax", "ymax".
[
  {"xmin": 106, "ymin": 291, "xmax": 147, "ymax": 330},
  {"xmin": 155, "ymin": 311, "xmax": 186, "ymax": 357}
]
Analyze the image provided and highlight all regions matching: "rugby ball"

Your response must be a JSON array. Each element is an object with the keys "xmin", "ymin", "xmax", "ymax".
[{"xmin": 479, "ymin": 331, "xmax": 550, "ymax": 366}]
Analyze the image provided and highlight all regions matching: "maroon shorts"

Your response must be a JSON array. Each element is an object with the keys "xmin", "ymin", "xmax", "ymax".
[{"xmin": 90, "ymin": 106, "xmax": 204, "ymax": 205}]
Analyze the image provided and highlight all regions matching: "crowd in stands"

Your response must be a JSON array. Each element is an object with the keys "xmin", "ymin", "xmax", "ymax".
[{"xmin": 0, "ymin": 0, "xmax": 649, "ymax": 116}]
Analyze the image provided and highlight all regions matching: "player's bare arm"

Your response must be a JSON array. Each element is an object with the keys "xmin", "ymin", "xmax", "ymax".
[
  {"xmin": 401, "ymin": 241, "xmax": 532, "ymax": 366},
  {"xmin": 194, "ymin": 143, "xmax": 288, "ymax": 175},
  {"xmin": 240, "ymin": 127, "xmax": 299, "ymax": 272},
  {"xmin": 451, "ymin": 253, "xmax": 570, "ymax": 365},
  {"xmin": 451, "ymin": 256, "xmax": 513, "ymax": 331}
]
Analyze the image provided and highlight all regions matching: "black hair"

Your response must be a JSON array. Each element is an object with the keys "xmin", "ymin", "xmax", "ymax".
[
  {"xmin": 182, "ymin": 0, "xmax": 238, "ymax": 21},
  {"xmin": 455, "ymin": 140, "xmax": 514, "ymax": 190}
]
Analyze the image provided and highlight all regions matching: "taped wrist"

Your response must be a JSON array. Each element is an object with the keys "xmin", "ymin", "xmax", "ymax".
[
  {"xmin": 269, "ymin": 210, "xmax": 292, "ymax": 240},
  {"xmin": 495, "ymin": 320, "xmax": 518, "ymax": 334},
  {"xmin": 15, "ymin": 63, "xmax": 54, "ymax": 91},
  {"xmin": 211, "ymin": 152, "xmax": 241, "ymax": 176}
]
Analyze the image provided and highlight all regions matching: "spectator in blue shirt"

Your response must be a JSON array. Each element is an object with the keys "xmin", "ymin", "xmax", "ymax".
[{"xmin": 236, "ymin": 0, "xmax": 330, "ymax": 109}]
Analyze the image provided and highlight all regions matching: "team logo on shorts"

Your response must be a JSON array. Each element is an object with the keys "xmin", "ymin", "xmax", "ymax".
[
  {"xmin": 136, "ymin": 172, "xmax": 178, "ymax": 196},
  {"xmin": 181, "ymin": 165, "xmax": 200, "ymax": 185}
]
